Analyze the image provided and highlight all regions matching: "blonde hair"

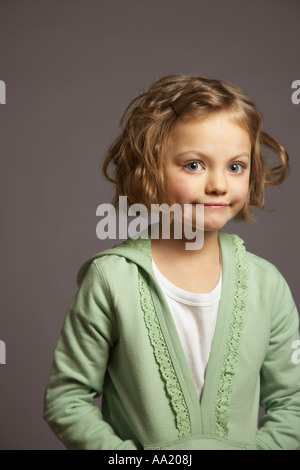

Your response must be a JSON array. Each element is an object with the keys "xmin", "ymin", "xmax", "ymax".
[{"xmin": 103, "ymin": 74, "xmax": 289, "ymax": 221}]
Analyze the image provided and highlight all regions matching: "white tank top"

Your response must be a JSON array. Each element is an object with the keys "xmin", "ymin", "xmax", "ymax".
[{"xmin": 152, "ymin": 258, "xmax": 222, "ymax": 399}]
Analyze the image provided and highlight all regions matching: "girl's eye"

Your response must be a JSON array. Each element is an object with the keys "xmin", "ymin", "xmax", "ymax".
[
  {"xmin": 185, "ymin": 161, "xmax": 203, "ymax": 172},
  {"xmin": 228, "ymin": 163, "xmax": 244, "ymax": 174}
]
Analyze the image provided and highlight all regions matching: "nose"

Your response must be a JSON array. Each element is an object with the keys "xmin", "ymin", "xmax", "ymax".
[{"xmin": 205, "ymin": 170, "xmax": 228, "ymax": 195}]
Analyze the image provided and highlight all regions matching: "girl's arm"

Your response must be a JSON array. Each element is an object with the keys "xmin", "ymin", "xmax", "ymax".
[
  {"xmin": 43, "ymin": 261, "xmax": 139, "ymax": 450},
  {"xmin": 256, "ymin": 271, "xmax": 300, "ymax": 450}
]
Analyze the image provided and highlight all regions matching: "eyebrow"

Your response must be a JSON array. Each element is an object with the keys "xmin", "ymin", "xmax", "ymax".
[{"xmin": 174, "ymin": 151, "xmax": 250, "ymax": 161}]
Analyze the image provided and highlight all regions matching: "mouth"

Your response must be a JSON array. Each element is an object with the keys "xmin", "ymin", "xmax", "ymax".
[{"xmin": 203, "ymin": 203, "xmax": 229, "ymax": 209}]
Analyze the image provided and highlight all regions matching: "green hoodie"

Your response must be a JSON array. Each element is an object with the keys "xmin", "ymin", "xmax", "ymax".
[{"xmin": 43, "ymin": 232, "xmax": 300, "ymax": 450}]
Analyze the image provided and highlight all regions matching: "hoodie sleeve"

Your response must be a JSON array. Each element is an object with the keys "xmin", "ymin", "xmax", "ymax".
[
  {"xmin": 43, "ymin": 260, "xmax": 139, "ymax": 450},
  {"xmin": 255, "ymin": 270, "xmax": 300, "ymax": 450}
]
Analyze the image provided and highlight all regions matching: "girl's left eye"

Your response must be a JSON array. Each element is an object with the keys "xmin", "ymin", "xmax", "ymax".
[
  {"xmin": 228, "ymin": 163, "xmax": 244, "ymax": 174},
  {"xmin": 185, "ymin": 162, "xmax": 203, "ymax": 172}
]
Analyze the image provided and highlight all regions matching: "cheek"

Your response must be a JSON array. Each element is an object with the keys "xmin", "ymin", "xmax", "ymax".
[
  {"xmin": 233, "ymin": 178, "xmax": 250, "ymax": 203},
  {"xmin": 166, "ymin": 176, "xmax": 192, "ymax": 201},
  {"xmin": 169, "ymin": 187, "xmax": 197, "ymax": 205}
]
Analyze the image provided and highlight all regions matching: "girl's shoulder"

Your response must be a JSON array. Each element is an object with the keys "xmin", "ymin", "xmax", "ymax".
[
  {"xmin": 220, "ymin": 231, "xmax": 277, "ymax": 266},
  {"xmin": 76, "ymin": 236, "xmax": 152, "ymax": 286},
  {"xmin": 220, "ymin": 231, "xmax": 288, "ymax": 286},
  {"xmin": 222, "ymin": 233, "xmax": 297, "ymax": 320},
  {"xmin": 246, "ymin": 249, "xmax": 280, "ymax": 277},
  {"xmin": 241, "ymin": 239, "xmax": 294, "ymax": 300}
]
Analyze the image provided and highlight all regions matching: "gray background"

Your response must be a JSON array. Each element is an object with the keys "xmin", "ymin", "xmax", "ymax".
[{"xmin": 0, "ymin": 0, "xmax": 299, "ymax": 450}]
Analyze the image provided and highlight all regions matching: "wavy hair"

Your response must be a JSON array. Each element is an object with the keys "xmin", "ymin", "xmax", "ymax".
[{"xmin": 102, "ymin": 74, "xmax": 289, "ymax": 222}]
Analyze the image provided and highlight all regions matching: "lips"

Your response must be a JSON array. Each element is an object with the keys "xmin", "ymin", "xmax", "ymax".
[{"xmin": 203, "ymin": 203, "xmax": 228, "ymax": 206}]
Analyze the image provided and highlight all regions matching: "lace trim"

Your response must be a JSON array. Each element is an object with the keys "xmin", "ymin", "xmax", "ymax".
[
  {"xmin": 215, "ymin": 235, "xmax": 249, "ymax": 438},
  {"xmin": 138, "ymin": 271, "xmax": 191, "ymax": 440}
]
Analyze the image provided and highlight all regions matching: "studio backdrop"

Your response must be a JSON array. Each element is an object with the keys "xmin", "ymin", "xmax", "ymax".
[{"xmin": 0, "ymin": 0, "xmax": 299, "ymax": 450}]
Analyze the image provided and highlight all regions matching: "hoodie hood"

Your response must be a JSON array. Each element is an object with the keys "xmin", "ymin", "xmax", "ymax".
[{"xmin": 76, "ymin": 232, "xmax": 154, "ymax": 287}]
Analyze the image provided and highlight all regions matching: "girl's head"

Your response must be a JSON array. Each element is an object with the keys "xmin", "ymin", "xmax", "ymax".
[{"xmin": 103, "ymin": 74, "xmax": 289, "ymax": 223}]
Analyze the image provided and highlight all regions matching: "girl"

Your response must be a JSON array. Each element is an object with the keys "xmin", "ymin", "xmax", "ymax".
[{"xmin": 43, "ymin": 74, "xmax": 300, "ymax": 450}]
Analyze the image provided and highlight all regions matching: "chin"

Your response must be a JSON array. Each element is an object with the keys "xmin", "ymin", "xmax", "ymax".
[
  {"xmin": 203, "ymin": 217, "xmax": 228, "ymax": 232},
  {"xmin": 203, "ymin": 225, "xmax": 225, "ymax": 233}
]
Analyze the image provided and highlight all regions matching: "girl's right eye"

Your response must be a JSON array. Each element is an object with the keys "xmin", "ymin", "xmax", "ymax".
[{"xmin": 185, "ymin": 161, "xmax": 204, "ymax": 172}]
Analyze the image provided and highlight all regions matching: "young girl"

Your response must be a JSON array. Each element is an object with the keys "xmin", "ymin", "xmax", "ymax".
[{"xmin": 43, "ymin": 74, "xmax": 300, "ymax": 450}]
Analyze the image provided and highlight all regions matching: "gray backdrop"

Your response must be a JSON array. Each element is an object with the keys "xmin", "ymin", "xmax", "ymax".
[{"xmin": 0, "ymin": 0, "xmax": 299, "ymax": 450}]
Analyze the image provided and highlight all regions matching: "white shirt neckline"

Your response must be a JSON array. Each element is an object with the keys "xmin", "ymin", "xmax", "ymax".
[{"xmin": 151, "ymin": 258, "xmax": 222, "ymax": 307}]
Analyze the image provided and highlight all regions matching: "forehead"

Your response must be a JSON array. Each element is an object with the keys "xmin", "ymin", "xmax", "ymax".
[{"xmin": 167, "ymin": 112, "xmax": 251, "ymax": 157}]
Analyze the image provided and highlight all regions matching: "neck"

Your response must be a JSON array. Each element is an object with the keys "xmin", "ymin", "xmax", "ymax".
[{"xmin": 150, "ymin": 225, "xmax": 221, "ymax": 264}]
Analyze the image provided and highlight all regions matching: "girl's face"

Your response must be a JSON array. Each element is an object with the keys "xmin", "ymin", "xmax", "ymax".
[{"xmin": 164, "ymin": 112, "xmax": 251, "ymax": 233}]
